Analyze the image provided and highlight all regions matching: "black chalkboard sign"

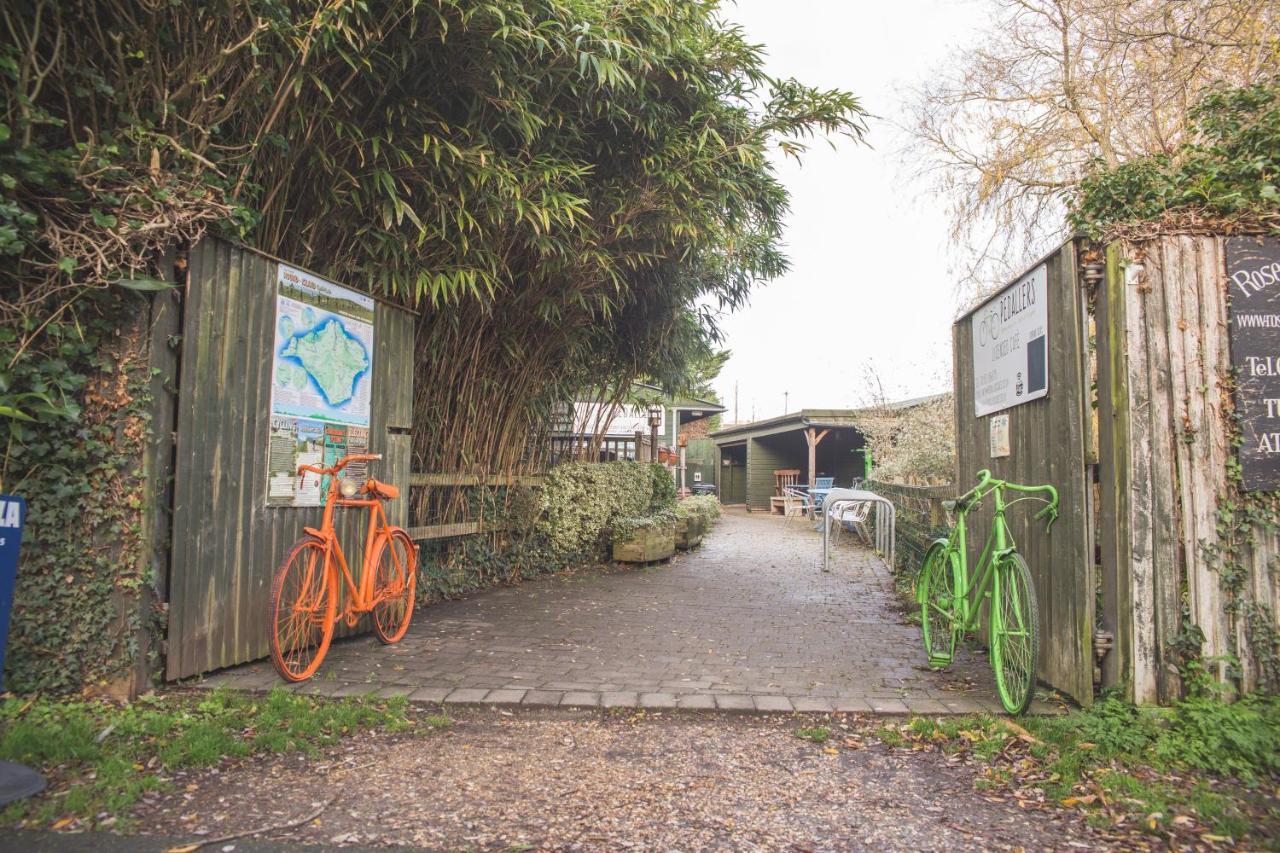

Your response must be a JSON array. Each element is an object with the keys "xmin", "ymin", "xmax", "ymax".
[{"xmin": 1227, "ymin": 236, "xmax": 1280, "ymax": 491}]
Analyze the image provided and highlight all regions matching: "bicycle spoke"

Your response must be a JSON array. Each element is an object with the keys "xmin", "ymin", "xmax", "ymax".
[{"xmin": 270, "ymin": 540, "xmax": 334, "ymax": 682}]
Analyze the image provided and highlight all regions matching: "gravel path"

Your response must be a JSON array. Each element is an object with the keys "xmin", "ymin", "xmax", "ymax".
[{"xmin": 131, "ymin": 706, "xmax": 1115, "ymax": 851}]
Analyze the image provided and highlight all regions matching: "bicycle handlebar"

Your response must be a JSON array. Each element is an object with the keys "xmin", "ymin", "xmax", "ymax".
[
  {"xmin": 956, "ymin": 469, "xmax": 1059, "ymax": 533},
  {"xmin": 296, "ymin": 453, "xmax": 383, "ymax": 480}
]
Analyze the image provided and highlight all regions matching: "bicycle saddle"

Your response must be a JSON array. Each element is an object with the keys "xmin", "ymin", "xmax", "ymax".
[{"xmin": 362, "ymin": 478, "xmax": 400, "ymax": 500}]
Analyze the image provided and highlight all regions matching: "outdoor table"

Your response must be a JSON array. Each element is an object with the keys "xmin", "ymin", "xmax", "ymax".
[{"xmin": 809, "ymin": 486, "xmax": 832, "ymax": 512}]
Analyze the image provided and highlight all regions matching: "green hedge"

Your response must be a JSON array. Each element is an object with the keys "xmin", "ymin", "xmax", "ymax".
[
  {"xmin": 537, "ymin": 461, "xmax": 676, "ymax": 558},
  {"xmin": 676, "ymin": 494, "xmax": 721, "ymax": 527}
]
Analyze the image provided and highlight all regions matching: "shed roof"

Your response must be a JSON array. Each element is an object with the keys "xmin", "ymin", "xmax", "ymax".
[{"xmin": 709, "ymin": 394, "xmax": 948, "ymax": 443}]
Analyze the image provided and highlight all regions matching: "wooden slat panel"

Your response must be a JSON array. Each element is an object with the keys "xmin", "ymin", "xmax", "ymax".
[
  {"xmin": 1122, "ymin": 250, "xmax": 1158, "ymax": 703},
  {"xmin": 1096, "ymin": 242, "xmax": 1132, "ymax": 692},
  {"xmin": 1105, "ymin": 234, "xmax": 1280, "ymax": 700},
  {"xmin": 407, "ymin": 522, "xmax": 483, "ymax": 540},
  {"xmin": 746, "ymin": 437, "xmax": 789, "ymax": 512},
  {"xmin": 953, "ymin": 242, "xmax": 1094, "ymax": 705},
  {"xmin": 166, "ymin": 238, "xmax": 416, "ymax": 679},
  {"xmin": 1144, "ymin": 241, "xmax": 1184, "ymax": 702},
  {"xmin": 409, "ymin": 473, "xmax": 546, "ymax": 487}
]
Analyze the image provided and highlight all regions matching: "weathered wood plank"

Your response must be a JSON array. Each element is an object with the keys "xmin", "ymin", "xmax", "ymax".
[
  {"xmin": 406, "ymin": 521, "xmax": 483, "ymax": 540},
  {"xmin": 1195, "ymin": 236, "xmax": 1233, "ymax": 684},
  {"xmin": 1123, "ymin": 249, "xmax": 1158, "ymax": 703},
  {"xmin": 1139, "ymin": 245, "xmax": 1182, "ymax": 702},
  {"xmin": 1096, "ymin": 242, "xmax": 1132, "ymax": 693},
  {"xmin": 408, "ymin": 473, "xmax": 546, "ymax": 487}
]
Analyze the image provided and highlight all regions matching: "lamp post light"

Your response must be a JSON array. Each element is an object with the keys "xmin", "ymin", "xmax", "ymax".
[{"xmin": 646, "ymin": 403, "xmax": 663, "ymax": 463}]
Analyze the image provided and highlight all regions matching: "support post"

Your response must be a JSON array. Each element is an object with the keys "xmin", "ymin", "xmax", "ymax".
[{"xmin": 804, "ymin": 428, "xmax": 830, "ymax": 487}]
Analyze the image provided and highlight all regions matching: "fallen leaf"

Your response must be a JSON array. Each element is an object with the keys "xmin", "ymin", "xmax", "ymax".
[{"xmin": 1060, "ymin": 795, "xmax": 1098, "ymax": 807}]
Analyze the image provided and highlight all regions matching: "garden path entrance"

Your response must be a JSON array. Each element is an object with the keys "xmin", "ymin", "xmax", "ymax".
[{"xmin": 203, "ymin": 510, "xmax": 1042, "ymax": 714}]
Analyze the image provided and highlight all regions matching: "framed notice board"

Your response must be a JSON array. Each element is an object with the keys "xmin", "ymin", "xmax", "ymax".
[{"xmin": 1227, "ymin": 235, "xmax": 1280, "ymax": 491}]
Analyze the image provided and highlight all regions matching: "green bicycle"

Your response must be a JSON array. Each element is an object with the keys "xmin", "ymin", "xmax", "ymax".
[{"xmin": 918, "ymin": 469, "xmax": 1058, "ymax": 715}]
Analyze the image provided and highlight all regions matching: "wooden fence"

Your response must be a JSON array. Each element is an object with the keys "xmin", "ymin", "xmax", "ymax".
[
  {"xmin": 946, "ymin": 233, "xmax": 1280, "ymax": 706},
  {"xmin": 1099, "ymin": 235, "xmax": 1280, "ymax": 701},
  {"xmin": 406, "ymin": 472, "xmax": 545, "ymax": 542},
  {"xmin": 865, "ymin": 482, "xmax": 953, "ymax": 574}
]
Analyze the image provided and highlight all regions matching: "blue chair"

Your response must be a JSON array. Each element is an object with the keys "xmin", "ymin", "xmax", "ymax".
[{"xmin": 809, "ymin": 476, "xmax": 835, "ymax": 518}]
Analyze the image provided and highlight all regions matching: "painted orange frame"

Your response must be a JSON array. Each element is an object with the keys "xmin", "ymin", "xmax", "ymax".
[{"xmin": 298, "ymin": 453, "xmax": 408, "ymax": 626}]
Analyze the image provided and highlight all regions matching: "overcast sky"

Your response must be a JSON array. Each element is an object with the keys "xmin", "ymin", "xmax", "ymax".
[{"xmin": 711, "ymin": 0, "xmax": 984, "ymax": 421}]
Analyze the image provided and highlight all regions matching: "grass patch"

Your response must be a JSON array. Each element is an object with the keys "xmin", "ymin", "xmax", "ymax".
[
  {"xmin": 0, "ymin": 688, "xmax": 441, "ymax": 831},
  {"xmin": 880, "ymin": 693, "xmax": 1280, "ymax": 845},
  {"xmin": 793, "ymin": 726, "xmax": 830, "ymax": 744}
]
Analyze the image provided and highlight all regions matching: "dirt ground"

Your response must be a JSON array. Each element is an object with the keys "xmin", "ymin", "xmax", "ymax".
[{"xmin": 129, "ymin": 705, "xmax": 1120, "ymax": 851}]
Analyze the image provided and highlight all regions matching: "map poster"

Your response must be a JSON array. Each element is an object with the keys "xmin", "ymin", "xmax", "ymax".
[
  {"xmin": 971, "ymin": 263, "xmax": 1049, "ymax": 417},
  {"xmin": 267, "ymin": 263, "xmax": 376, "ymax": 507}
]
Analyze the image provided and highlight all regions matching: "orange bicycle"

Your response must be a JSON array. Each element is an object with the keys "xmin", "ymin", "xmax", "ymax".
[{"xmin": 269, "ymin": 453, "xmax": 417, "ymax": 681}]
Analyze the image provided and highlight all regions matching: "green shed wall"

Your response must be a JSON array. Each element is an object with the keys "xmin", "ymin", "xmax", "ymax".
[
  {"xmin": 746, "ymin": 437, "xmax": 790, "ymax": 511},
  {"xmin": 684, "ymin": 437, "xmax": 717, "ymax": 488}
]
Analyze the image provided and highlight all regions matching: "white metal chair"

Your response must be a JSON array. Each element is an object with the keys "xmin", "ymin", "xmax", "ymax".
[
  {"xmin": 829, "ymin": 499, "xmax": 872, "ymax": 545},
  {"xmin": 782, "ymin": 486, "xmax": 812, "ymax": 523}
]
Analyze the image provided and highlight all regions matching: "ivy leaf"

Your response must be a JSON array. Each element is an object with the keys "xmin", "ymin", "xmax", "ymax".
[
  {"xmin": 58, "ymin": 257, "xmax": 77, "ymax": 275},
  {"xmin": 91, "ymin": 210, "xmax": 118, "ymax": 229}
]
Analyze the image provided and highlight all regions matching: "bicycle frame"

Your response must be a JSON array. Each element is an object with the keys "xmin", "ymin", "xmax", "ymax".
[
  {"xmin": 943, "ymin": 471, "xmax": 1057, "ymax": 629},
  {"xmin": 301, "ymin": 466, "xmax": 402, "ymax": 624}
]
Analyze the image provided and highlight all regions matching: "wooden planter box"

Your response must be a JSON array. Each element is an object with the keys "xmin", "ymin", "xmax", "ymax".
[
  {"xmin": 675, "ymin": 516, "xmax": 706, "ymax": 550},
  {"xmin": 612, "ymin": 524, "xmax": 676, "ymax": 563}
]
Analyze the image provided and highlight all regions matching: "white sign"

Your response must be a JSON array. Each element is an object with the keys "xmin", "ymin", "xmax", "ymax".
[
  {"xmin": 989, "ymin": 414, "xmax": 1010, "ymax": 458},
  {"xmin": 972, "ymin": 264, "xmax": 1049, "ymax": 417}
]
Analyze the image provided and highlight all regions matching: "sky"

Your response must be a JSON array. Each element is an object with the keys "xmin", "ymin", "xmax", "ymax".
[{"xmin": 711, "ymin": 0, "xmax": 985, "ymax": 422}]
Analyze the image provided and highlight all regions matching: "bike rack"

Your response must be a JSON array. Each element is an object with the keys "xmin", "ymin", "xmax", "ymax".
[{"xmin": 820, "ymin": 488, "xmax": 896, "ymax": 573}]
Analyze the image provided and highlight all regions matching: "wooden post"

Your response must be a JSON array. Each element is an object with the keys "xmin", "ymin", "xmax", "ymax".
[
  {"xmin": 804, "ymin": 428, "xmax": 830, "ymax": 487},
  {"xmin": 634, "ymin": 430, "xmax": 645, "ymax": 462}
]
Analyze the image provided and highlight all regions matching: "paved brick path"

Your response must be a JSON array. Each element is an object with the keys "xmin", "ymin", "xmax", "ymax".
[{"xmin": 203, "ymin": 509, "xmax": 1047, "ymax": 714}]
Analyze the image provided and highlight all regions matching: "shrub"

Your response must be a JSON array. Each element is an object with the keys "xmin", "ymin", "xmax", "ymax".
[
  {"xmin": 676, "ymin": 495, "xmax": 721, "ymax": 527},
  {"xmin": 649, "ymin": 464, "xmax": 677, "ymax": 513},
  {"xmin": 612, "ymin": 509, "xmax": 678, "ymax": 542},
  {"xmin": 537, "ymin": 461, "xmax": 673, "ymax": 558}
]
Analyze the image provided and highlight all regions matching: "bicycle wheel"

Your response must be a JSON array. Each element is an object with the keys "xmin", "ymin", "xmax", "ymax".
[
  {"xmin": 990, "ymin": 552, "xmax": 1040, "ymax": 714},
  {"xmin": 371, "ymin": 527, "xmax": 417, "ymax": 644},
  {"xmin": 269, "ymin": 538, "xmax": 337, "ymax": 682},
  {"xmin": 919, "ymin": 541, "xmax": 961, "ymax": 667}
]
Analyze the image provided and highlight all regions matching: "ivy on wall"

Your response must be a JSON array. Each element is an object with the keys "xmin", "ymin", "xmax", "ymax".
[{"xmin": 3, "ymin": 293, "xmax": 155, "ymax": 694}]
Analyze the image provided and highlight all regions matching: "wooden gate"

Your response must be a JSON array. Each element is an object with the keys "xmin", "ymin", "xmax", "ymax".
[
  {"xmin": 1097, "ymin": 235, "xmax": 1280, "ymax": 701},
  {"xmin": 953, "ymin": 240, "xmax": 1095, "ymax": 706},
  {"xmin": 163, "ymin": 239, "xmax": 414, "ymax": 680}
]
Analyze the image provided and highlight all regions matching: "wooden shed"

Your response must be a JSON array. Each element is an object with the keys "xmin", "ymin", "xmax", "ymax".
[{"xmin": 710, "ymin": 411, "xmax": 868, "ymax": 511}]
